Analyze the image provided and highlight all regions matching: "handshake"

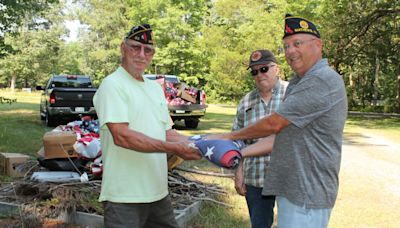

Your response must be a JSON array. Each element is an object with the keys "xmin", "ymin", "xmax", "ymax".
[{"xmin": 187, "ymin": 135, "xmax": 244, "ymax": 169}]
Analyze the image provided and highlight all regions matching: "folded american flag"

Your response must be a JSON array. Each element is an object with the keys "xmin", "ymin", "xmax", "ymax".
[{"xmin": 189, "ymin": 135, "xmax": 243, "ymax": 169}]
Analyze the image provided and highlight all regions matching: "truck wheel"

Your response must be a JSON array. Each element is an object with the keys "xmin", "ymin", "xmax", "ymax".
[
  {"xmin": 185, "ymin": 119, "xmax": 199, "ymax": 129},
  {"xmin": 45, "ymin": 112, "xmax": 57, "ymax": 127},
  {"xmin": 40, "ymin": 106, "xmax": 45, "ymax": 120}
]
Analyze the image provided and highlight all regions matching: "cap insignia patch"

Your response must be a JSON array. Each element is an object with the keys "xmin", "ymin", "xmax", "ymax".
[
  {"xmin": 300, "ymin": 20, "xmax": 309, "ymax": 29},
  {"xmin": 251, "ymin": 51, "xmax": 262, "ymax": 62}
]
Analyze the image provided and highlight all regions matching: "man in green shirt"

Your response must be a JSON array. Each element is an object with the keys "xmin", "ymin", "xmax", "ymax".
[{"xmin": 93, "ymin": 24, "xmax": 201, "ymax": 228}]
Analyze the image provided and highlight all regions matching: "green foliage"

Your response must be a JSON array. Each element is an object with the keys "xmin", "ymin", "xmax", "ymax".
[
  {"xmin": 74, "ymin": 0, "xmax": 129, "ymax": 84},
  {"xmin": 0, "ymin": 0, "xmax": 59, "ymax": 56},
  {"xmin": 318, "ymin": 0, "xmax": 400, "ymax": 112},
  {"xmin": 0, "ymin": 0, "xmax": 398, "ymax": 112},
  {"xmin": 383, "ymin": 98, "xmax": 398, "ymax": 113},
  {"xmin": 124, "ymin": 0, "xmax": 212, "ymax": 87},
  {"xmin": 0, "ymin": 1, "xmax": 67, "ymax": 88},
  {"xmin": 202, "ymin": 0, "xmax": 288, "ymax": 102},
  {"xmin": 57, "ymin": 42, "xmax": 86, "ymax": 75}
]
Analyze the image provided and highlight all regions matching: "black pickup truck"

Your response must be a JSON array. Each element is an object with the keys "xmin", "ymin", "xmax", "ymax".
[{"xmin": 36, "ymin": 75, "xmax": 97, "ymax": 126}]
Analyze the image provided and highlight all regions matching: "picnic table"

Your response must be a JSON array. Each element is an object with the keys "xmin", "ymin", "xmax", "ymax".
[{"xmin": 0, "ymin": 96, "xmax": 17, "ymax": 104}]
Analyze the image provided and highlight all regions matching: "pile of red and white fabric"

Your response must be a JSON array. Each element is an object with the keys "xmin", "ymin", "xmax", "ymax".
[
  {"xmin": 63, "ymin": 117, "xmax": 103, "ymax": 176},
  {"xmin": 161, "ymin": 81, "xmax": 198, "ymax": 105}
]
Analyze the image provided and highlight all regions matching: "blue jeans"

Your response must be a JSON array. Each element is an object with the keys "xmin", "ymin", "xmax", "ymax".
[
  {"xmin": 276, "ymin": 196, "xmax": 332, "ymax": 228},
  {"xmin": 245, "ymin": 185, "xmax": 275, "ymax": 228}
]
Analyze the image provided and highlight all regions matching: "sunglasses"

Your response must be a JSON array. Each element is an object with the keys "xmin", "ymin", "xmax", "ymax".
[
  {"xmin": 250, "ymin": 66, "xmax": 271, "ymax": 76},
  {"xmin": 124, "ymin": 42, "xmax": 155, "ymax": 56}
]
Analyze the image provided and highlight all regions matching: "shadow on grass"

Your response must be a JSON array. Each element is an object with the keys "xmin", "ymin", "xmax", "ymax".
[
  {"xmin": 343, "ymin": 132, "xmax": 392, "ymax": 148},
  {"xmin": 343, "ymin": 132, "xmax": 370, "ymax": 146}
]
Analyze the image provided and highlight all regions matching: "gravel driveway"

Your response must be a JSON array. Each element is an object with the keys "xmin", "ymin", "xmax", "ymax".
[{"xmin": 329, "ymin": 131, "xmax": 400, "ymax": 227}]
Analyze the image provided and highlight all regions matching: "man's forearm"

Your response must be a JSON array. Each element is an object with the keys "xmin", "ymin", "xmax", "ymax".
[
  {"xmin": 113, "ymin": 127, "xmax": 172, "ymax": 152},
  {"xmin": 241, "ymin": 135, "xmax": 275, "ymax": 157},
  {"xmin": 229, "ymin": 113, "xmax": 288, "ymax": 141},
  {"xmin": 166, "ymin": 129, "xmax": 188, "ymax": 142},
  {"xmin": 106, "ymin": 123, "xmax": 201, "ymax": 160},
  {"xmin": 230, "ymin": 121, "xmax": 275, "ymax": 140}
]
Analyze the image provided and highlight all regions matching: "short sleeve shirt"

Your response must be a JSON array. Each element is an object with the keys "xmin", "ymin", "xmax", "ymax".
[
  {"xmin": 232, "ymin": 79, "xmax": 287, "ymax": 187},
  {"xmin": 93, "ymin": 66, "xmax": 172, "ymax": 203},
  {"xmin": 262, "ymin": 59, "xmax": 348, "ymax": 209}
]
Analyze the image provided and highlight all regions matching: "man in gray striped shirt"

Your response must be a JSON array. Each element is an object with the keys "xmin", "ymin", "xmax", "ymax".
[
  {"xmin": 211, "ymin": 14, "xmax": 348, "ymax": 228},
  {"xmin": 232, "ymin": 49, "xmax": 288, "ymax": 228}
]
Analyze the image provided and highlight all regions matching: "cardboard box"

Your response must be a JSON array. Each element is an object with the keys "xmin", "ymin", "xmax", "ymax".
[
  {"xmin": 37, "ymin": 147, "xmax": 45, "ymax": 157},
  {"xmin": 43, "ymin": 131, "xmax": 78, "ymax": 159},
  {"xmin": 180, "ymin": 90, "xmax": 197, "ymax": 103},
  {"xmin": 175, "ymin": 83, "xmax": 197, "ymax": 103},
  {"xmin": 167, "ymin": 154, "xmax": 183, "ymax": 171},
  {"xmin": 0, "ymin": 153, "xmax": 30, "ymax": 177}
]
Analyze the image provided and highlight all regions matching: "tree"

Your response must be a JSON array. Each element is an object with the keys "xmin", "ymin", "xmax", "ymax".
[
  {"xmin": 1, "ymin": 0, "xmax": 397, "ymax": 112},
  {"xmin": 318, "ymin": 0, "xmax": 400, "ymax": 112},
  {"xmin": 73, "ymin": 0, "xmax": 130, "ymax": 85},
  {"xmin": 201, "ymin": 0, "xmax": 287, "ymax": 102},
  {"xmin": 282, "ymin": 0, "xmax": 399, "ymax": 112},
  {"xmin": 75, "ymin": 0, "xmax": 212, "ymax": 87},
  {"xmin": 0, "ymin": 0, "xmax": 59, "ymax": 56},
  {"xmin": 136, "ymin": 0, "xmax": 212, "ymax": 86},
  {"xmin": 0, "ymin": 1, "xmax": 66, "ymax": 89}
]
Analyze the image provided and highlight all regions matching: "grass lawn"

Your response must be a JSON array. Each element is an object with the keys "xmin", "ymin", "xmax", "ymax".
[
  {"xmin": 1, "ymin": 91, "xmax": 399, "ymax": 227},
  {"xmin": 345, "ymin": 116, "xmax": 400, "ymax": 142},
  {"xmin": 0, "ymin": 91, "xmax": 52, "ymax": 157}
]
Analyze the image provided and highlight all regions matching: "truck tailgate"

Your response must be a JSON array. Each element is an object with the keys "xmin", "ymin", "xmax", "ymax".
[{"xmin": 51, "ymin": 88, "xmax": 96, "ymax": 107}]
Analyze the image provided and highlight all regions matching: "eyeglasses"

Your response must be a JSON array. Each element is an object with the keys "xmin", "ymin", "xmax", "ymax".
[
  {"xmin": 124, "ymin": 41, "xmax": 155, "ymax": 56},
  {"xmin": 283, "ymin": 39, "xmax": 316, "ymax": 51},
  {"xmin": 250, "ymin": 66, "xmax": 274, "ymax": 76}
]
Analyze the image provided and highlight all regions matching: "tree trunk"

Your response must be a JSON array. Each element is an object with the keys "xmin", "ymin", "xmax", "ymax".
[
  {"xmin": 397, "ymin": 75, "xmax": 400, "ymax": 113},
  {"xmin": 10, "ymin": 74, "xmax": 17, "ymax": 92},
  {"xmin": 349, "ymin": 73, "xmax": 356, "ymax": 108},
  {"xmin": 373, "ymin": 54, "xmax": 379, "ymax": 106},
  {"xmin": 361, "ymin": 76, "xmax": 365, "ymax": 108}
]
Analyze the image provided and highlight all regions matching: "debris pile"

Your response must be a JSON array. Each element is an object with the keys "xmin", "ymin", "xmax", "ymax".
[{"xmin": 0, "ymin": 169, "xmax": 227, "ymax": 226}]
